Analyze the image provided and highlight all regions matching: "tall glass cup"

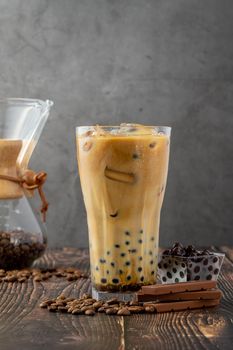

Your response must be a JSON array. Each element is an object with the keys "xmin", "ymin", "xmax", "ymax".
[{"xmin": 76, "ymin": 124, "xmax": 171, "ymax": 295}]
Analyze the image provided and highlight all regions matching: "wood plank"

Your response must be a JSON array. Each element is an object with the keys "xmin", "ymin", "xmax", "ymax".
[
  {"xmin": 0, "ymin": 248, "xmax": 122, "ymax": 350},
  {"xmin": 122, "ymin": 250, "xmax": 233, "ymax": 350},
  {"xmin": 0, "ymin": 248, "xmax": 232, "ymax": 350}
]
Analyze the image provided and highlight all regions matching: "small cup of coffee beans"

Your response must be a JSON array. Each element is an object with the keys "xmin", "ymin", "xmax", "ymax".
[
  {"xmin": 0, "ymin": 230, "xmax": 47, "ymax": 270},
  {"xmin": 158, "ymin": 242, "xmax": 225, "ymax": 284}
]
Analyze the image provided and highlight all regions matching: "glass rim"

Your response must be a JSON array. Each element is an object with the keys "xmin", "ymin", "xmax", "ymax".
[
  {"xmin": 0, "ymin": 97, "xmax": 54, "ymax": 108},
  {"xmin": 76, "ymin": 125, "xmax": 172, "ymax": 136},
  {"xmin": 158, "ymin": 252, "xmax": 225, "ymax": 259}
]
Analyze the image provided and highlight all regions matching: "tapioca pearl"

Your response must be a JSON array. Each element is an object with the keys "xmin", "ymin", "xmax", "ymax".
[
  {"xmin": 194, "ymin": 266, "xmax": 200, "ymax": 273},
  {"xmin": 158, "ymin": 262, "xmax": 162, "ymax": 269},
  {"xmin": 175, "ymin": 260, "xmax": 179, "ymax": 266},
  {"xmin": 203, "ymin": 259, "xmax": 208, "ymax": 265},
  {"xmin": 213, "ymin": 256, "xmax": 218, "ymax": 263},
  {"xmin": 111, "ymin": 262, "xmax": 115, "ymax": 267},
  {"xmin": 138, "ymin": 239, "xmax": 143, "ymax": 244},
  {"xmin": 125, "ymin": 241, "xmax": 130, "ymax": 245},
  {"xmin": 151, "ymin": 271, "xmax": 155, "ymax": 275},
  {"xmin": 180, "ymin": 271, "xmax": 184, "ymax": 278},
  {"xmin": 121, "ymin": 253, "xmax": 126, "ymax": 257},
  {"xmin": 168, "ymin": 259, "xmax": 172, "ymax": 264},
  {"xmin": 206, "ymin": 275, "xmax": 212, "ymax": 280},
  {"xmin": 189, "ymin": 263, "xmax": 193, "ymax": 268},
  {"xmin": 125, "ymin": 261, "xmax": 131, "ymax": 266},
  {"xmin": 150, "ymin": 237, "xmax": 155, "ymax": 241},
  {"xmin": 129, "ymin": 249, "xmax": 137, "ymax": 253},
  {"xmin": 167, "ymin": 272, "xmax": 172, "ymax": 279},
  {"xmin": 101, "ymin": 278, "xmax": 107, "ymax": 284},
  {"xmin": 175, "ymin": 278, "xmax": 179, "ymax": 283},
  {"xmin": 119, "ymin": 270, "xmax": 123, "ymax": 275},
  {"xmin": 194, "ymin": 275, "xmax": 200, "ymax": 280},
  {"xmin": 127, "ymin": 275, "xmax": 131, "ymax": 281},
  {"xmin": 107, "ymin": 251, "xmax": 110, "ymax": 255},
  {"xmin": 99, "ymin": 258, "xmax": 106, "ymax": 264},
  {"xmin": 139, "ymin": 256, "xmax": 143, "ymax": 261},
  {"xmin": 208, "ymin": 265, "xmax": 213, "ymax": 271},
  {"xmin": 181, "ymin": 263, "xmax": 185, "ymax": 268},
  {"xmin": 106, "ymin": 270, "xmax": 109, "ymax": 274},
  {"xmin": 132, "ymin": 153, "xmax": 139, "ymax": 159},
  {"xmin": 125, "ymin": 231, "xmax": 130, "ymax": 236},
  {"xmin": 162, "ymin": 276, "xmax": 167, "ymax": 282},
  {"xmin": 149, "ymin": 142, "xmax": 156, "ymax": 148},
  {"xmin": 138, "ymin": 267, "xmax": 142, "ymax": 272},
  {"xmin": 150, "ymin": 260, "xmax": 154, "ymax": 265},
  {"xmin": 140, "ymin": 229, "xmax": 143, "ymax": 234},
  {"xmin": 115, "ymin": 244, "xmax": 120, "ymax": 248},
  {"xmin": 163, "ymin": 263, "xmax": 168, "ymax": 269},
  {"xmin": 172, "ymin": 268, "xmax": 177, "ymax": 273},
  {"xmin": 95, "ymin": 266, "xmax": 99, "ymax": 271},
  {"xmin": 112, "ymin": 278, "xmax": 119, "ymax": 284},
  {"xmin": 140, "ymin": 276, "xmax": 144, "ymax": 282},
  {"xmin": 214, "ymin": 268, "xmax": 219, "ymax": 275},
  {"xmin": 149, "ymin": 251, "xmax": 153, "ymax": 256}
]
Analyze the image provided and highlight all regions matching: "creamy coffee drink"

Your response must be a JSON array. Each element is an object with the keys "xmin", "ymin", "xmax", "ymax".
[
  {"xmin": 76, "ymin": 124, "xmax": 171, "ymax": 291},
  {"xmin": 0, "ymin": 139, "xmax": 23, "ymax": 198}
]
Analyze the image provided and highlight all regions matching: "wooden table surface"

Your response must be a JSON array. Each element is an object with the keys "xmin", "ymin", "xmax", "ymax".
[{"xmin": 0, "ymin": 247, "xmax": 232, "ymax": 350}]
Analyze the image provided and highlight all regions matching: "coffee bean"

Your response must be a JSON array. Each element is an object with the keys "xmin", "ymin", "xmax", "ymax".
[
  {"xmin": 72, "ymin": 308, "xmax": 83, "ymax": 315},
  {"xmin": 117, "ymin": 308, "xmax": 131, "ymax": 316},
  {"xmin": 82, "ymin": 294, "xmax": 92, "ymax": 299},
  {"xmin": 105, "ymin": 308, "xmax": 118, "ymax": 315},
  {"xmin": 128, "ymin": 306, "xmax": 144, "ymax": 313},
  {"xmin": 93, "ymin": 301, "xmax": 103, "ymax": 309},
  {"xmin": 145, "ymin": 306, "xmax": 155, "ymax": 313},
  {"xmin": 97, "ymin": 307, "xmax": 105, "ymax": 313},
  {"xmin": 7, "ymin": 275, "xmax": 17, "ymax": 282},
  {"xmin": 58, "ymin": 306, "xmax": 68, "ymax": 313},
  {"xmin": 34, "ymin": 275, "xmax": 42, "ymax": 282},
  {"xmin": 85, "ymin": 309, "xmax": 95, "ymax": 316},
  {"xmin": 40, "ymin": 301, "xmax": 49, "ymax": 308},
  {"xmin": 81, "ymin": 306, "xmax": 94, "ymax": 312},
  {"xmin": 48, "ymin": 306, "xmax": 57, "ymax": 312},
  {"xmin": 18, "ymin": 277, "xmax": 27, "ymax": 283},
  {"xmin": 67, "ymin": 274, "xmax": 76, "ymax": 281},
  {"xmin": 57, "ymin": 294, "xmax": 66, "ymax": 300}
]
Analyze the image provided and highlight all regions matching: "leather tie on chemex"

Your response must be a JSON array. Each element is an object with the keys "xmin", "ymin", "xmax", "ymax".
[{"xmin": 0, "ymin": 169, "xmax": 49, "ymax": 222}]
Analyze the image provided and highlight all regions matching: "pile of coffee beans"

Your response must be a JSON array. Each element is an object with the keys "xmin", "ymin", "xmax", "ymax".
[
  {"xmin": 40, "ymin": 294, "xmax": 158, "ymax": 316},
  {"xmin": 162, "ymin": 242, "xmax": 213, "ymax": 257},
  {"xmin": 158, "ymin": 243, "xmax": 222, "ymax": 283},
  {"xmin": 0, "ymin": 231, "xmax": 47, "ymax": 270},
  {"xmin": 0, "ymin": 267, "xmax": 87, "ymax": 283}
]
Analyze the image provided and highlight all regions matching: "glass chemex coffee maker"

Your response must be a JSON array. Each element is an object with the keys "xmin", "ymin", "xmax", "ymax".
[{"xmin": 0, "ymin": 98, "xmax": 53, "ymax": 270}]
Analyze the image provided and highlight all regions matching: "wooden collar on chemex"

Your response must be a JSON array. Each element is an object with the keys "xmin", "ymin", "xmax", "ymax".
[{"xmin": 0, "ymin": 169, "xmax": 49, "ymax": 222}]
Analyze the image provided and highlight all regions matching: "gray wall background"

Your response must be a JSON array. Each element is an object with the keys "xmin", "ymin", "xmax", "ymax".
[{"xmin": 0, "ymin": 0, "xmax": 232, "ymax": 247}]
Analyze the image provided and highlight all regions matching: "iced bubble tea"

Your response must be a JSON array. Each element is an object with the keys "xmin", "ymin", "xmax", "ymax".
[{"xmin": 76, "ymin": 124, "xmax": 171, "ymax": 292}]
